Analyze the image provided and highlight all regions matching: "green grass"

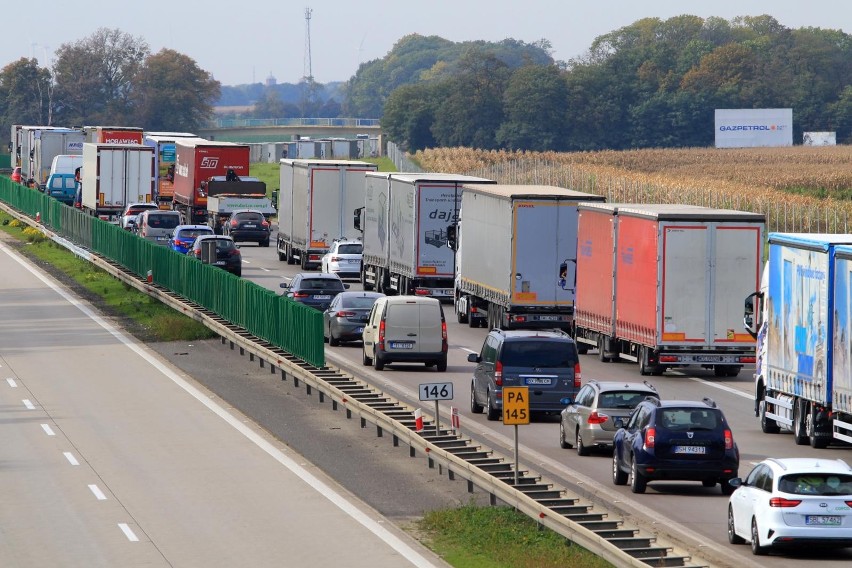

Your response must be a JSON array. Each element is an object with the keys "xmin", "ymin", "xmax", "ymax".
[
  {"xmin": 250, "ymin": 162, "xmax": 281, "ymax": 194},
  {"xmin": 415, "ymin": 505, "xmax": 613, "ymax": 568},
  {"xmin": 0, "ymin": 213, "xmax": 216, "ymax": 342}
]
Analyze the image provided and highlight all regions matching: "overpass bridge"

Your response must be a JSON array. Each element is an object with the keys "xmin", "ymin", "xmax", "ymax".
[{"xmin": 197, "ymin": 117, "xmax": 383, "ymax": 144}]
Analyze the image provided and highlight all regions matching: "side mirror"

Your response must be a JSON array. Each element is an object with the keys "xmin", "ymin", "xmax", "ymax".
[
  {"xmin": 353, "ymin": 207, "xmax": 364, "ymax": 231},
  {"xmin": 728, "ymin": 478, "xmax": 743, "ymax": 488},
  {"xmin": 279, "ymin": 282, "xmax": 289, "ymax": 289},
  {"xmin": 559, "ymin": 397, "xmax": 573, "ymax": 406},
  {"xmin": 446, "ymin": 223, "xmax": 457, "ymax": 251},
  {"xmin": 614, "ymin": 418, "xmax": 625, "ymax": 429},
  {"xmin": 343, "ymin": 283, "xmax": 350, "ymax": 289},
  {"xmin": 743, "ymin": 291, "xmax": 762, "ymax": 339},
  {"xmin": 467, "ymin": 353, "xmax": 480, "ymax": 363}
]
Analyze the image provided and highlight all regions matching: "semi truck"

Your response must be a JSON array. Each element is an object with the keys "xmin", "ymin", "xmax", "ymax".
[
  {"xmin": 355, "ymin": 173, "xmax": 493, "ymax": 299},
  {"xmin": 80, "ymin": 143, "xmax": 155, "ymax": 222},
  {"xmin": 447, "ymin": 184, "xmax": 605, "ymax": 331},
  {"xmin": 277, "ymin": 159, "xmax": 377, "ymax": 269},
  {"xmin": 574, "ymin": 203, "xmax": 764, "ymax": 375},
  {"xmin": 83, "ymin": 126, "xmax": 144, "ymax": 145},
  {"xmin": 31, "ymin": 128, "xmax": 85, "ymax": 189},
  {"xmin": 172, "ymin": 140, "xmax": 256, "ymax": 224},
  {"xmin": 745, "ymin": 233, "xmax": 852, "ymax": 448},
  {"xmin": 206, "ymin": 190, "xmax": 273, "ymax": 235},
  {"xmin": 142, "ymin": 132, "xmax": 203, "ymax": 207}
]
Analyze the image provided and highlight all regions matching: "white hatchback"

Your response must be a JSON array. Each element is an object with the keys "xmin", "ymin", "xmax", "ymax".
[
  {"xmin": 321, "ymin": 239, "xmax": 362, "ymax": 280},
  {"xmin": 728, "ymin": 457, "xmax": 852, "ymax": 555}
]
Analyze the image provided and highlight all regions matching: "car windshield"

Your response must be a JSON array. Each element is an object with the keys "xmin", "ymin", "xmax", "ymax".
[
  {"xmin": 178, "ymin": 229, "xmax": 212, "ymax": 239},
  {"xmin": 236, "ymin": 213, "xmax": 264, "ymax": 222},
  {"xmin": 148, "ymin": 215, "xmax": 181, "ymax": 229},
  {"xmin": 599, "ymin": 391, "xmax": 654, "ymax": 409},
  {"xmin": 341, "ymin": 296, "xmax": 378, "ymax": 309},
  {"xmin": 337, "ymin": 244, "xmax": 362, "ymax": 254},
  {"xmin": 660, "ymin": 408, "xmax": 720, "ymax": 430},
  {"xmin": 199, "ymin": 238, "xmax": 236, "ymax": 250},
  {"xmin": 501, "ymin": 341, "xmax": 576, "ymax": 368},
  {"xmin": 778, "ymin": 473, "xmax": 852, "ymax": 496},
  {"xmin": 300, "ymin": 279, "xmax": 344, "ymax": 292}
]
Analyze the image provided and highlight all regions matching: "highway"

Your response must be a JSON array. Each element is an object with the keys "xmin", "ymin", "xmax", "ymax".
[
  {"xmin": 0, "ymin": 239, "xmax": 450, "ymax": 568},
  {"xmin": 237, "ymin": 236, "xmax": 852, "ymax": 568}
]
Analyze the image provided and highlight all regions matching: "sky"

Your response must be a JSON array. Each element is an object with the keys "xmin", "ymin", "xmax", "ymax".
[{"xmin": 8, "ymin": 1, "xmax": 850, "ymax": 87}]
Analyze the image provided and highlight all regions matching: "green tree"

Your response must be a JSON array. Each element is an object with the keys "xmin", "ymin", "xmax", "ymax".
[
  {"xmin": 52, "ymin": 28, "xmax": 149, "ymax": 125},
  {"xmin": 132, "ymin": 49, "xmax": 220, "ymax": 132},
  {"xmin": 382, "ymin": 83, "xmax": 443, "ymax": 151},
  {"xmin": 0, "ymin": 58, "xmax": 53, "ymax": 136},
  {"xmin": 497, "ymin": 64, "xmax": 569, "ymax": 150}
]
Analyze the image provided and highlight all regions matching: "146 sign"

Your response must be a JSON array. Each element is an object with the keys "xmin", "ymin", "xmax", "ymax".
[{"xmin": 419, "ymin": 382, "xmax": 454, "ymax": 401}]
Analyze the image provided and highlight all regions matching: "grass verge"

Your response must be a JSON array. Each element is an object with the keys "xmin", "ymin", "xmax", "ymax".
[
  {"xmin": 0, "ymin": 212, "xmax": 216, "ymax": 343},
  {"xmin": 415, "ymin": 504, "xmax": 614, "ymax": 568}
]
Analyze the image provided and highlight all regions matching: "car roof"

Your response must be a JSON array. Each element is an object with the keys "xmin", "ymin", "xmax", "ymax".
[
  {"xmin": 229, "ymin": 209, "xmax": 266, "ymax": 215},
  {"xmin": 126, "ymin": 202, "xmax": 158, "ymax": 209},
  {"xmin": 334, "ymin": 239, "xmax": 362, "ymax": 245},
  {"xmin": 762, "ymin": 458, "xmax": 852, "ymax": 474},
  {"xmin": 589, "ymin": 381, "xmax": 658, "ymax": 393},
  {"xmin": 175, "ymin": 224, "xmax": 212, "ymax": 231},
  {"xmin": 195, "ymin": 234, "xmax": 234, "ymax": 242},
  {"xmin": 653, "ymin": 399, "xmax": 718, "ymax": 409},
  {"xmin": 493, "ymin": 329, "xmax": 572, "ymax": 340},
  {"xmin": 296, "ymin": 272, "xmax": 342, "ymax": 279},
  {"xmin": 336, "ymin": 291, "xmax": 383, "ymax": 298}
]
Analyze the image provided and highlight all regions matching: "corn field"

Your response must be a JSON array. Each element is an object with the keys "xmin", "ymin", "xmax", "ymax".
[{"xmin": 413, "ymin": 146, "xmax": 852, "ymax": 233}]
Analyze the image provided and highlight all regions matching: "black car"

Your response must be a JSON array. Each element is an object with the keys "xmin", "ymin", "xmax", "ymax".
[
  {"xmin": 612, "ymin": 397, "xmax": 739, "ymax": 495},
  {"xmin": 224, "ymin": 209, "xmax": 271, "ymax": 246},
  {"xmin": 191, "ymin": 235, "xmax": 243, "ymax": 277},
  {"xmin": 281, "ymin": 273, "xmax": 349, "ymax": 311},
  {"xmin": 323, "ymin": 291, "xmax": 384, "ymax": 345}
]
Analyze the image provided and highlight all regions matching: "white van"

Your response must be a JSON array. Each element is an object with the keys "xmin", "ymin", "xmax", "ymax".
[
  {"xmin": 50, "ymin": 154, "xmax": 83, "ymax": 176},
  {"xmin": 135, "ymin": 210, "xmax": 182, "ymax": 244},
  {"xmin": 362, "ymin": 296, "xmax": 448, "ymax": 371}
]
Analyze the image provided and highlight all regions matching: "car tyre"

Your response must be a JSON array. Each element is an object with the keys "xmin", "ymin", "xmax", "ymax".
[
  {"xmin": 261, "ymin": 239, "xmax": 270, "ymax": 247},
  {"xmin": 727, "ymin": 506, "xmax": 745, "ymax": 545},
  {"xmin": 436, "ymin": 357, "xmax": 447, "ymax": 372},
  {"xmin": 612, "ymin": 450, "xmax": 628, "ymax": 485},
  {"xmin": 470, "ymin": 382, "xmax": 484, "ymax": 414},
  {"xmin": 486, "ymin": 390, "xmax": 500, "ymax": 421},
  {"xmin": 559, "ymin": 421, "xmax": 572, "ymax": 449},
  {"xmin": 629, "ymin": 457, "xmax": 647, "ymax": 493},
  {"xmin": 576, "ymin": 429, "xmax": 590, "ymax": 456},
  {"xmin": 373, "ymin": 352, "xmax": 385, "ymax": 371},
  {"xmin": 702, "ymin": 479, "xmax": 716, "ymax": 488},
  {"xmin": 720, "ymin": 478, "xmax": 736, "ymax": 496},
  {"xmin": 750, "ymin": 518, "xmax": 767, "ymax": 555},
  {"xmin": 362, "ymin": 348, "xmax": 372, "ymax": 366},
  {"xmin": 328, "ymin": 330, "xmax": 340, "ymax": 347}
]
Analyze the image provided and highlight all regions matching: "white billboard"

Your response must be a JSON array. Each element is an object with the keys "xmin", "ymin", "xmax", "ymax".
[
  {"xmin": 715, "ymin": 108, "xmax": 793, "ymax": 148},
  {"xmin": 803, "ymin": 132, "xmax": 836, "ymax": 146}
]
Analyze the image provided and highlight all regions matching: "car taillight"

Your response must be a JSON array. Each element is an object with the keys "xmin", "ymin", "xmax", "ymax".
[
  {"xmin": 230, "ymin": 219, "xmax": 238, "ymax": 227},
  {"xmin": 769, "ymin": 497, "xmax": 802, "ymax": 508},
  {"xmin": 414, "ymin": 288, "xmax": 430, "ymax": 296},
  {"xmin": 441, "ymin": 320, "xmax": 448, "ymax": 352},
  {"xmin": 378, "ymin": 320, "xmax": 385, "ymax": 350},
  {"xmin": 846, "ymin": 501, "xmax": 852, "ymax": 507},
  {"xmin": 724, "ymin": 429, "xmax": 733, "ymax": 450},
  {"xmin": 228, "ymin": 249, "xmax": 241, "ymax": 257},
  {"xmin": 574, "ymin": 362, "xmax": 581, "ymax": 387},
  {"xmin": 174, "ymin": 239, "xmax": 185, "ymax": 247},
  {"xmin": 261, "ymin": 220, "xmax": 269, "ymax": 227},
  {"xmin": 643, "ymin": 427, "xmax": 655, "ymax": 449},
  {"xmin": 587, "ymin": 411, "xmax": 608, "ymax": 424},
  {"xmin": 293, "ymin": 292, "xmax": 309, "ymax": 298},
  {"xmin": 331, "ymin": 256, "xmax": 342, "ymax": 262},
  {"xmin": 495, "ymin": 360, "xmax": 503, "ymax": 386},
  {"xmin": 336, "ymin": 310, "xmax": 355, "ymax": 317}
]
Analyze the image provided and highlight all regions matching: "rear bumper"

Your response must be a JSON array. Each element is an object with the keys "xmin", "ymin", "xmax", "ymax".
[
  {"xmin": 229, "ymin": 230, "xmax": 270, "ymax": 242},
  {"xmin": 376, "ymin": 348, "xmax": 446, "ymax": 363},
  {"xmin": 636, "ymin": 456, "xmax": 739, "ymax": 480}
]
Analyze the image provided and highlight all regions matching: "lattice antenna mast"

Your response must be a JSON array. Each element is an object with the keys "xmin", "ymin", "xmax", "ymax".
[{"xmin": 303, "ymin": 8, "xmax": 313, "ymax": 82}]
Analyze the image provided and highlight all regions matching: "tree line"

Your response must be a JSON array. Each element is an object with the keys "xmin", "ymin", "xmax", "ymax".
[
  {"xmin": 0, "ymin": 28, "xmax": 220, "ymax": 142},
  {"xmin": 371, "ymin": 15, "xmax": 852, "ymax": 151}
]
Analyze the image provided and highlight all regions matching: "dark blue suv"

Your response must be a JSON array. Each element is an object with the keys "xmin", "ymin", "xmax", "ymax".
[{"xmin": 612, "ymin": 397, "xmax": 739, "ymax": 495}]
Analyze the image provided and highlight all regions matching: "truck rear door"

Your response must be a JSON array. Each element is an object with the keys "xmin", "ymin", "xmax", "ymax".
[{"xmin": 710, "ymin": 223, "xmax": 763, "ymax": 347}]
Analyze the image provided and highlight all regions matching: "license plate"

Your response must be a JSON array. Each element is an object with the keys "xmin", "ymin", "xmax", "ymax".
[
  {"xmin": 348, "ymin": 259, "xmax": 359, "ymax": 264},
  {"xmin": 390, "ymin": 341, "xmax": 414, "ymax": 349},
  {"xmin": 244, "ymin": 224, "xmax": 256, "ymax": 228},
  {"xmin": 806, "ymin": 515, "xmax": 842, "ymax": 526},
  {"xmin": 672, "ymin": 445, "xmax": 707, "ymax": 454},
  {"xmin": 314, "ymin": 295, "xmax": 331, "ymax": 300},
  {"xmin": 355, "ymin": 327, "xmax": 364, "ymax": 334},
  {"xmin": 696, "ymin": 356, "xmax": 723, "ymax": 363},
  {"xmin": 156, "ymin": 236, "xmax": 167, "ymax": 241},
  {"xmin": 214, "ymin": 261, "xmax": 226, "ymax": 266},
  {"xmin": 538, "ymin": 315, "xmax": 558, "ymax": 321},
  {"xmin": 525, "ymin": 377, "xmax": 553, "ymax": 385}
]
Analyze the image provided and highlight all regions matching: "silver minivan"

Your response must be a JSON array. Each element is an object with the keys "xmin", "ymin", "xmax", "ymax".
[
  {"xmin": 362, "ymin": 296, "xmax": 448, "ymax": 371},
  {"xmin": 135, "ymin": 210, "xmax": 182, "ymax": 244}
]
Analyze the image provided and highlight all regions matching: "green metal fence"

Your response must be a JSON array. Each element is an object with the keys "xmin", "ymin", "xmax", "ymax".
[{"xmin": 0, "ymin": 177, "xmax": 325, "ymax": 367}]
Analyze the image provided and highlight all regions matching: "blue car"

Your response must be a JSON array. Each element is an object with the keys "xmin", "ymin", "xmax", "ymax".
[{"xmin": 169, "ymin": 224, "xmax": 214, "ymax": 254}]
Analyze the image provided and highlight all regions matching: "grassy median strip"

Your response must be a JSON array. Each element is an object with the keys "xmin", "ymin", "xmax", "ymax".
[
  {"xmin": 0, "ymin": 212, "xmax": 215, "ymax": 342},
  {"xmin": 415, "ymin": 504, "xmax": 613, "ymax": 568}
]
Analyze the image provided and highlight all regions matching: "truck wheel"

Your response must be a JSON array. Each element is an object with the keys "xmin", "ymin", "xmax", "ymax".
[
  {"xmin": 361, "ymin": 269, "xmax": 374, "ymax": 291},
  {"xmin": 598, "ymin": 337, "xmax": 610, "ymax": 362},
  {"xmin": 639, "ymin": 347, "xmax": 650, "ymax": 375},
  {"xmin": 793, "ymin": 398, "xmax": 808, "ymax": 445},
  {"xmin": 277, "ymin": 248, "xmax": 285, "ymax": 261},
  {"xmin": 726, "ymin": 366, "xmax": 742, "ymax": 377},
  {"xmin": 456, "ymin": 298, "xmax": 468, "ymax": 324},
  {"xmin": 807, "ymin": 407, "xmax": 829, "ymax": 449},
  {"xmin": 714, "ymin": 365, "xmax": 727, "ymax": 377},
  {"xmin": 759, "ymin": 399, "xmax": 781, "ymax": 434},
  {"xmin": 286, "ymin": 246, "xmax": 296, "ymax": 265},
  {"xmin": 300, "ymin": 253, "xmax": 309, "ymax": 270}
]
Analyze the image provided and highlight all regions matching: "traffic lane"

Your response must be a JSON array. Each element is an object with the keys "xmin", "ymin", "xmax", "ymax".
[
  {"xmin": 0, "ymin": 242, "xmax": 449, "ymax": 568},
  {"xmin": 242, "ymin": 244, "xmax": 852, "ymax": 564}
]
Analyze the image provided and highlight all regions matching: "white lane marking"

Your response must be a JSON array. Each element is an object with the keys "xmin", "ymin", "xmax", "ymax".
[
  {"xmin": 0, "ymin": 241, "xmax": 440, "ymax": 568},
  {"xmin": 7, "ymin": 378, "xmax": 17, "ymax": 387},
  {"xmin": 118, "ymin": 524, "xmax": 139, "ymax": 542},
  {"xmin": 88, "ymin": 485, "xmax": 107, "ymax": 500},
  {"xmin": 685, "ymin": 376, "xmax": 752, "ymax": 400},
  {"xmin": 260, "ymin": 267, "xmax": 271, "ymax": 272},
  {"xmin": 41, "ymin": 424, "xmax": 55, "ymax": 436},
  {"xmin": 64, "ymin": 452, "xmax": 80, "ymax": 466},
  {"xmin": 458, "ymin": 347, "xmax": 478, "ymax": 354},
  {"xmin": 22, "ymin": 399, "xmax": 35, "ymax": 409},
  {"xmin": 241, "ymin": 260, "xmax": 251, "ymax": 264}
]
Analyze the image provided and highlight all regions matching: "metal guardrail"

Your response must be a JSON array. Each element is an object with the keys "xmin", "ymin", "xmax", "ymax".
[{"xmin": 0, "ymin": 201, "xmax": 723, "ymax": 568}]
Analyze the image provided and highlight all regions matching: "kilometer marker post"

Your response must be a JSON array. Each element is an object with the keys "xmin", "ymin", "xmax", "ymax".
[{"xmin": 502, "ymin": 387, "xmax": 530, "ymax": 486}]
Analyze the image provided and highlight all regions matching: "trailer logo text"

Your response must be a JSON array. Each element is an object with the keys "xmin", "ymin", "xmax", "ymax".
[
  {"xmin": 797, "ymin": 266, "xmax": 826, "ymax": 280},
  {"xmin": 200, "ymin": 157, "xmax": 219, "ymax": 168}
]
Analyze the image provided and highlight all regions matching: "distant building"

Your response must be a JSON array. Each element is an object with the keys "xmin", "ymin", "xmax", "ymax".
[{"xmin": 265, "ymin": 74, "xmax": 277, "ymax": 86}]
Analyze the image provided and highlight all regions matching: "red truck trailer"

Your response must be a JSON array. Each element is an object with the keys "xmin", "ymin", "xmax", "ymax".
[
  {"xmin": 172, "ymin": 140, "xmax": 259, "ymax": 224},
  {"xmin": 84, "ymin": 126, "xmax": 144, "ymax": 145},
  {"xmin": 574, "ymin": 203, "xmax": 764, "ymax": 376}
]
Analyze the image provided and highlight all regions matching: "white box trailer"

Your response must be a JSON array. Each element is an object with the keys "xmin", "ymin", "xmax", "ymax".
[
  {"xmin": 81, "ymin": 143, "xmax": 155, "ymax": 222},
  {"xmin": 277, "ymin": 159, "xmax": 377, "ymax": 269},
  {"xmin": 357, "ymin": 173, "xmax": 493, "ymax": 299},
  {"xmin": 452, "ymin": 184, "xmax": 605, "ymax": 331}
]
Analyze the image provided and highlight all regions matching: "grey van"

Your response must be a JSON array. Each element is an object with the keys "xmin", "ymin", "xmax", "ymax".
[
  {"xmin": 135, "ymin": 210, "xmax": 182, "ymax": 245},
  {"xmin": 468, "ymin": 329, "xmax": 581, "ymax": 420},
  {"xmin": 362, "ymin": 296, "xmax": 448, "ymax": 371}
]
